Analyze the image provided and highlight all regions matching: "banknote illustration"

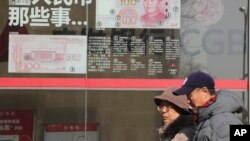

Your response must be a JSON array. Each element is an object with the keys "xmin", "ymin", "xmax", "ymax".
[
  {"xmin": 8, "ymin": 35, "xmax": 87, "ymax": 74},
  {"xmin": 96, "ymin": 0, "xmax": 180, "ymax": 29}
]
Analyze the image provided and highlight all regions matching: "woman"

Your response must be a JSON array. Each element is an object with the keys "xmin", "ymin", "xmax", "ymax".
[{"xmin": 154, "ymin": 86, "xmax": 195, "ymax": 141}]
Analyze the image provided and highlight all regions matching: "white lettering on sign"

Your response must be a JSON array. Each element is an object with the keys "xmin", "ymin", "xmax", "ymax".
[
  {"xmin": 30, "ymin": 6, "xmax": 50, "ymax": 26},
  {"xmin": 234, "ymin": 129, "xmax": 247, "ymax": 136},
  {"xmin": 9, "ymin": 7, "xmax": 29, "ymax": 26},
  {"xmin": 50, "ymin": 7, "xmax": 71, "ymax": 27},
  {"xmin": 8, "ymin": 0, "xmax": 92, "ymax": 27}
]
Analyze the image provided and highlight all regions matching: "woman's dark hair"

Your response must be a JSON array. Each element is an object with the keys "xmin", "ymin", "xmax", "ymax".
[{"xmin": 162, "ymin": 100, "xmax": 191, "ymax": 115}]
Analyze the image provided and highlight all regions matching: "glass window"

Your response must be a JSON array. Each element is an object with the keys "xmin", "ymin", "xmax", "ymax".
[{"xmin": 0, "ymin": 0, "xmax": 249, "ymax": 141}]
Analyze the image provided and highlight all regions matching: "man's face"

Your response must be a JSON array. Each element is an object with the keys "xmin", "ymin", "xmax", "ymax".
[
  {"xmin": 186, "ymin": 88, "xmax": 206, "ymax": 108},
  {"xmin": 143, "ymin": 0, "xmax": 161, "ymax": 14}
]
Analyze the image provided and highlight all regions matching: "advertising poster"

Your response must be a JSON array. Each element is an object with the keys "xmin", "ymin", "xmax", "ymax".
[
  {"xmin": 96, "ymin": 0, "xmax": 180, "ymax": 29},
  {"xmin": 44, "ymin": 123, "xmax": 98, "ymax": 141},
  {"xmin": 0, "ymin": 109, "xmax": 34, "ymax": 141},
  {"xmin": 8, "ymin": 35, "xmax": 87, "ymax": 74},
  {"xmin": 87, "ymin": 31, "xmax": 180, "ymax": 78},
  {"xmin": 0, "ymin": 0, "xmax": 246, "ymax": 90}
]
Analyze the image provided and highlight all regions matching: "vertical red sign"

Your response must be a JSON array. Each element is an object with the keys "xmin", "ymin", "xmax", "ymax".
[{"xmin": 0, "ymin": 109, "xmax": 34, "ymax": 141}]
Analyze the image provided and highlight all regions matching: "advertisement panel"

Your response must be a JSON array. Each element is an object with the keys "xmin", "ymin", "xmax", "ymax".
[
  {"xmin": 0, "ymin": 110, "xmax": 34, "ymax": 141},
  {"xmin": 45, "ymin": 123, "xmax": 98, "ymax": 141},
  {"xmin": 8, "ymin": 35, "xmax": 87, "ymax": 74}
]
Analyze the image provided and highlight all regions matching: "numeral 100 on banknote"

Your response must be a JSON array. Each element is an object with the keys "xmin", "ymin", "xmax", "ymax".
[{"xmin": 120, "ymin": 0, "xmax": 137, "ymax": 6}]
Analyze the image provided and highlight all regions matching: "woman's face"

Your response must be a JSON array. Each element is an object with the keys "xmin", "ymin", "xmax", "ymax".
[
  {"xmin": 157, "ymin": 101, "xmax": 180, "ymax": 124},
  {"xmin": 143, "ymin": 0, "xmax": 161, "ymax": 15}
]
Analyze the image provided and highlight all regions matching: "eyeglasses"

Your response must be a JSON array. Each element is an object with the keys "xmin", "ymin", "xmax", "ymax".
[{"xmin": 157, "ymin": 105, "xmax": 171, "ymax": 112}]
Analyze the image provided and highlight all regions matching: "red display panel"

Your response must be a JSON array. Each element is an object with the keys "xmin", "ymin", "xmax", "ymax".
[
  {"xmin": 0, "ymin": 109, "xmax": 34, "ymax": 141},
  {"xmin": 0, "ymin": 78, "xmax": 247, "ymax": 90}
]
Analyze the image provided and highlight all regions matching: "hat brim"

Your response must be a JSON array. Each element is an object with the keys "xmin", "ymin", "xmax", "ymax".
[
  {"xmin": 154, "ymin": 98, "xmax": 162, "ymax": 106},
  {"xmin": 173, "ymin": 87, "xmax": 194, "ymax": 95}
]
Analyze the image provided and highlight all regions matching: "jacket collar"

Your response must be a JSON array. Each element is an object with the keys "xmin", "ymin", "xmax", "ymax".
[{"xmin": 158, "ymin": 115, "xmax": 194, "ymax": 140}]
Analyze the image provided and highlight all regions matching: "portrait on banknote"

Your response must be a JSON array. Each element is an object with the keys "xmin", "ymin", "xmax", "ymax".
[
  {"xmin": 96, "ymin": 0, "xmax": 180, "ymax": 29},
  {"xmin": 140, "ymin": 0, "xmax": 166, "ymax": 26}
]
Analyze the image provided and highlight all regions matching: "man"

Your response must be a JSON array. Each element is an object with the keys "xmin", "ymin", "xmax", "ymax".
[
  {"xmin": 140, "ymin": 0, "xmax": 166, "ymax": 26},
  {"xmin": 173, "ymin": 71, "xmax": 244, "ymax": 141}
]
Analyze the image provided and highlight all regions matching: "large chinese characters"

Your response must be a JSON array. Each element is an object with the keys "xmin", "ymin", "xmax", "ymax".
[{"xmin": 8, "ymin": 0, "xmax": 92, "ymax": 27}]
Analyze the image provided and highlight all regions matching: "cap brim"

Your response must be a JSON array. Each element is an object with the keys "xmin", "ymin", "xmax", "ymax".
[{"xmin": 173, "ymin": 87, "xmax": 194, "ymax": 95}]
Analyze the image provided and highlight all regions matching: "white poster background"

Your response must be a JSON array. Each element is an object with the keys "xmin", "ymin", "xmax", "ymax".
[
  {"xmin": 44, "ymin": 123, "xmax": 98, "ymax": 141},
  {"xmin": 45, "ymin": 131, "xmax": 98, "ymax": 141},
  {"xmin": 0, "ymin": 135, "xmax": 19, "ymax": 141}
]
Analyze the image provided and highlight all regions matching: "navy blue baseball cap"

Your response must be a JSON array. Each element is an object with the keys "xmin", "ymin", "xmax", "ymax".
[{"xmin": 173, "ymin": 71, "xmax": 215, "ymax": 95}]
